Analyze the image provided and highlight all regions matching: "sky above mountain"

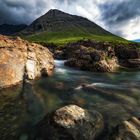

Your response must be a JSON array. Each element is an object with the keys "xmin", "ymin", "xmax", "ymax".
[{"xmin": 0, "ymin": 0, "xmax": 139, "ymax": 40}]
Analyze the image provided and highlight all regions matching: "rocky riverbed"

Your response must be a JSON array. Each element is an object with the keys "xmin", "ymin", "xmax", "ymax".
[
  {"xmin": 47, "ymin": 40, "xmax": 140, "ymax": 72},
  {"xmin": 0, "ymin": 36, "xmax": 140, "ymax": 140},
  {"xmin": 0, "ymin": 60, "xmax": 140, "ymax": 140}
]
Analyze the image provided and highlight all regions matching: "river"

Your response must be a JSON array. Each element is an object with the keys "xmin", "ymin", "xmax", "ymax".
[{"xmin": 0, "ymin": 60, "xmax": 140, "ymax": 140}]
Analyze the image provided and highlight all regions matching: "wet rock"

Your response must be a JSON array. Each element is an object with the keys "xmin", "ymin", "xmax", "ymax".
[
  {"xmin": 90, "ymin": 51, "xmax": 105, "ymax": 61},
  {"xmin": 64, "ymin": 40, "xmax": 119, "ymax": 72},
  {"xmin": 35, "ymin": 105, "xmax": 104, "ymax": 140},
  {"xmin": 0, "ymin": 35, "xmax": 54, "ymax": 88},
  {"xmin": 119, "ymin": 59, "xmax": 140, "ymax": 68},
  {"xmin": 115, "ymin": 46, "xmax": 140, "ymax": 59},
  {"xmin": 55, "ymin": 40, "xmax": 140, "ymax": 71},
  {"xmin": 110, "ymin": 117, "xmax": 140, "ymax": 140},
  {"xmin": 65, "ymin": 55, "xmax": 118, "ymax": 72},
  {"xmin": 54, "ymin": 50, "xmax": 66, "ymax": 60}
]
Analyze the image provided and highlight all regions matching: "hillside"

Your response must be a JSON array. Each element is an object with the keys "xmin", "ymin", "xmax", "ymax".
[
  {"xmin": 21, "ymin": 9, "xmax": 126, "ymax": 45},
  {"xmin": 0, "ymin": 24, "xmax": 27, "ymax": 35}
]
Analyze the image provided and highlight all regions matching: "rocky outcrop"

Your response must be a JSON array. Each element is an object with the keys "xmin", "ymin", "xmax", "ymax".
[
  {"xmin": 35, "ymin": 105, "xmax": 103, "ymax": 140},
  {"xmin": 119, "ymin": 59, "xmax": 140, "ymax": 68},
  {"xmin": 114, "ymin": 45, "xmax": 140, "ymax": 68},
  {"xmin": 110, "ymin": 117, "xmax": 140, "ymax": 140},
  {"xmin": 114, "ymin": 45, "xmax": 140, "ymax": 60},
  {"xmin": 64, "ymin": 43, "xmax": 118, "ymax": 72},
  {"xmin": 58, "ymin": 40, "xmax": 140, "ymax": 72},
  {"xmin": 54, "ymin": 50, "xmax": 66, "ymax": 60},
  {"xmin": 0, "ymin": 35, "xmax": 54, "ymax": 88}
]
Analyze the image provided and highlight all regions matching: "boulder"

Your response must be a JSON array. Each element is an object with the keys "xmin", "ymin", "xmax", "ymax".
[
  {"xmin": 0, "ymin": 35, "xmax": 54, "ymax": 88},
  {"xmin": 54, "ymin": 50, "xmax": 66, "ymax": 60},
  {"xmin": 64, "ymin": 41, "xmax": 119, "ymax": 72},
  {"xmin": 110, "ymin": 117, "xmax": 140, "ymax": 140},
  {"xmin": 35, "ymin": 105, "xmax": 104, "ymax": 140},
  {"xmin": 65, "ymin": 56, "xmax": 118, "ymax": 72},
  {"xmin": 119, "ymin": 59, "xmax": 140, "ymax": 68},
  {"xmin": 115, "ymin": 46, "xmax": 140, "ymax": 59}
]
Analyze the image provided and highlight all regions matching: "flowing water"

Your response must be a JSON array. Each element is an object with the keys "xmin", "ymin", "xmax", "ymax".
[{"xmin": 0, "ymin": 60, "xmax": 140, "ymax": 140}]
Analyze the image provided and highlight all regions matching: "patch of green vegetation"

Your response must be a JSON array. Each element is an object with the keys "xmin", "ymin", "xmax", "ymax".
[
  {"xmin": 105, "ymin": 55, "xmax": 113, "ymax": 61},
  {"xmin": 24, "ymin": 28, "xmax": 128, "ymax": 46}
]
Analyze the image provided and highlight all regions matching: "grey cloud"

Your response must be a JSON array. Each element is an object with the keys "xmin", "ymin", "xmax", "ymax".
[
  {"xmin": 0, "ymin": 0, "xmax": 51, "ymax": 25},
  {"xmin": 0, "ymin": 0, "xmax": 77, "ymax": 25},
  {"xmin": 100, "ymin": 0, "xmax": 140, "ymax": 25}
]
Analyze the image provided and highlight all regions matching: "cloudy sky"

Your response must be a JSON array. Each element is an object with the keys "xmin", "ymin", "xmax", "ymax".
[{"xmin": 0, "ymin": 0, "xmax": 140, "ymax": 40}]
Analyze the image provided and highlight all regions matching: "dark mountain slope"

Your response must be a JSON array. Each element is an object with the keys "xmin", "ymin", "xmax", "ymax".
[
  {"xmin": 22, "ymin": 9, "xmax": 112, "ymax": 35},
  {"xmin": 0, "ymin": 24, "xmax": 27, "ymax": 35}
]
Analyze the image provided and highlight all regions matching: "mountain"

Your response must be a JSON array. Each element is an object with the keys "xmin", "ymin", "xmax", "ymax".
[
  {"xmin": 0, "ymin": 24, "xmax": 27, "ymax": 35},
  {"xmin": 21, "ymin": 9, "xmax": 126, "ymax": 44}
]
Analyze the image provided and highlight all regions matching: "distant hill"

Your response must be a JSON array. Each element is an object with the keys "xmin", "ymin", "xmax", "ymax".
[
  {"xmin": 0, "ymin": 24, "xmax": 27, "ymax": 36},
  {"xmin": 133, "ymin": 39, "xmax": 140, "ymax": 43},
  {"xmin": 20, "ymin": 9, "xmax": 126, "ymax": 45}
]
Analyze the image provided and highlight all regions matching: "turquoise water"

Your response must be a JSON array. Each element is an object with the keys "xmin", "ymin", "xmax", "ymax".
[{"xmin": 0, "ymin": 60, "xmax": 140, "ymax": 140}]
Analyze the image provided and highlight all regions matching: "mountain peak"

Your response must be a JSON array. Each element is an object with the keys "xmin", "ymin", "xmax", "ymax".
[
  {"xmin": 47, "ymin": 9, "xmax": 63, "ymax": 13},
  {"xmin": 45, "ymin": 9, "xmax": 69, "ymax": 17},
  {"xmin": 20, "ymin": 9, "xmax": 115, "ymax": 39}
]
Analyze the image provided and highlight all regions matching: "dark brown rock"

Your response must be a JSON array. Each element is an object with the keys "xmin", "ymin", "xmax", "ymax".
[
  {"xmin": 115, "ymin": 45, "xmax": 140, "ymax": 59},
  {"xmin": 65, "ymin": 45, "xmax": 118, "ymax": 72},
  {"xmin": 119, "ymin": 59, "xmax": 140, "ymax": 68},
  {"xmin": 63, "ymin": 40, "xmax": 140, "ymax": 71}
]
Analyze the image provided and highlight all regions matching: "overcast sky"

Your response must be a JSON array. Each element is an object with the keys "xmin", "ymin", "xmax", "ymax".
[{"xmin": 0, "ymin": 0, "xmax": 140, "ymax": 40}]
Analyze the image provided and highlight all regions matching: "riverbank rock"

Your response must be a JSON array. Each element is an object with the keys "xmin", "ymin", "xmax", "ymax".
[
  {"xmin": 114, "ymin": 45, "xmax": 140, "ymax": 68},
  {"xmin": 0, "ymin": 35, "xmax": 54, "ymax": 88},
  {"xmin": 64, "ymin": 43, "xmax": 118, "ymax": 72},
  {"xmin": 54, "ymin": 50, "xmax": 66, "ymax": 60},
  {"xmin": 110, "ymin": 117, "xmax": 140, "ymax": 140},
  {"xmin": 119, "ymin": 59, "xmax": 140, "ymax": 68},
  {"xmin": 39, "ymin": 40, "xmax": 140, "ymax": 71},
  {"xmin": 35, "ymin": 105, "xmax": 104, "ymax": 140}
]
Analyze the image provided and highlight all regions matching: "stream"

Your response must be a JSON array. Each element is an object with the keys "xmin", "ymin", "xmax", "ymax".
[{"xmin": 0, "ymin": 60, "xmax": 140, "ymax": 140}]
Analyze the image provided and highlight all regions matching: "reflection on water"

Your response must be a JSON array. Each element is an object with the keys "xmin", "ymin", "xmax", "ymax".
[{"xmin": 0, "ymin": 60, "xmax": 140, "ymax": 139}]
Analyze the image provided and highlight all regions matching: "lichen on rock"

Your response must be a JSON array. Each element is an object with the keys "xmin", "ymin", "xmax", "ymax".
[{"xmin": 35, "ymin": 105, "xmax": 104, "ymax": 140}]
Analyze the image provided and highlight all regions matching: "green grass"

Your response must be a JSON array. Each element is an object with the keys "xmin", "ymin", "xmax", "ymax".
[{"xmin": 24, "ymin": 27, "xmax": 128, "ymax": 46}]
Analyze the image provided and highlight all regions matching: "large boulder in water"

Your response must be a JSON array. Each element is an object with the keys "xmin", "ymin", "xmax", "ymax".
[
  {"xmin": 0, "ymin": 35, "xmax": 54, "ymax": 88},
  {"xmin": 35, "ymin": 105, "xmax": 104, "ymax": 140}
]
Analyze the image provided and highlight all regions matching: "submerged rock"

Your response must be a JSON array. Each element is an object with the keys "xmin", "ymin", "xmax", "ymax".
[
  {"xmin": 35, "ymin": 105, "xmax": 104, "ymax": 140},
  {"xmin": 0, "ymin": 35, "xmax": 54, "ymax": 88},
  {"xmin": 110, "ymin": 117, "xmax": 140, "ymax": 140}
]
